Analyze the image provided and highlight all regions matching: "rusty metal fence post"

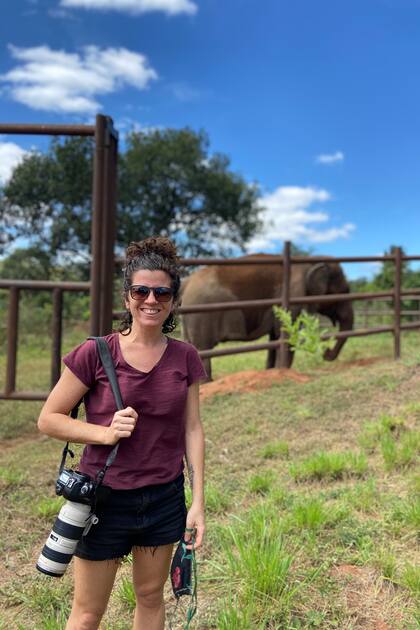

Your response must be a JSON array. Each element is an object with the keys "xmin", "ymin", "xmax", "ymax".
[
  {"xmin": 51, "ymin": 288, "xmax": 63, "ymax": 386},
  {"xmin": 5, "ymin": 287, "xmax": 19, "ymax": 396},
  {"xmin": 278, "ymin": 241, "xmax": 291, "ymax": 367},
  {"xmin": 90, "ymin": 114, "xmax": 118, "ymax": 336},
  {"xmin": 90, "ymin": 115, "xmax": 106, "ymax": 336},
  {"xmin": 100, "ymin": 117, "xmax": 119, "ymax": 334},
  {"xmin": 394, "ymin": 247, "xmax": 402, "ymax": 359}
]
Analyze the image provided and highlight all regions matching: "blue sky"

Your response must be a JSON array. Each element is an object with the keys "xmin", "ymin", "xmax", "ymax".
[{"xmin": 1, "ymin": 0, "xmax": 419, "ymax": 278}]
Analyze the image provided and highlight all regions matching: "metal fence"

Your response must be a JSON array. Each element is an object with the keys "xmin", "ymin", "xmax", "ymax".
[
  {"xmin": 0, "ymin": 114, "xmax": 118, "ymax": 401},
  {"xmin": 2, "ymin": 242, "xmax": 420, "ymax": 401}
]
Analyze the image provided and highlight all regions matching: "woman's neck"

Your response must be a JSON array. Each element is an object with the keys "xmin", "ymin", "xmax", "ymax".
[{"xmin": 121, "ymin": 326, "xmax": 166, "ymax": 347}]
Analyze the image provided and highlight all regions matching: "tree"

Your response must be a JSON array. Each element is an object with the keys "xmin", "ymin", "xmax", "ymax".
[
  {"xmin": 1, "ymin": 128, "xmax": 262, "ymax": 264},
  {"xmin": 0, "ymin": 246, "xmax": 53, "ymax": 280},
  {"xmin": 373, "ymin": 245, "xmax": 409, "ymax": 289},
  {"xmin": 0, "ymin": 136, "xmax": 94, "ymax": 262}
]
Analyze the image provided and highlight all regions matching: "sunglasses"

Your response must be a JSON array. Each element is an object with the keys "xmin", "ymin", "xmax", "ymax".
[{"xmin": 129, "ymin": 285, "xmax": 174, "ymax": 302}]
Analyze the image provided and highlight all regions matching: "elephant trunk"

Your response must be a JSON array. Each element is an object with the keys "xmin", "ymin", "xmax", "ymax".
[{"xmin": 322, "ymin": 301, "xmax": 354, "ymax": 361}]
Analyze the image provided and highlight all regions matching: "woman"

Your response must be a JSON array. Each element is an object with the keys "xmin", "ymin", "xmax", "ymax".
[{"xmin": 38, "ymin": 237, "xmax": 206, "ymax": 630}]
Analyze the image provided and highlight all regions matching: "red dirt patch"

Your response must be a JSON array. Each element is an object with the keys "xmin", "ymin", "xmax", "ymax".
[{"xmin": 200, "ymin": 368, "xmax": 310, "ymax": 402}]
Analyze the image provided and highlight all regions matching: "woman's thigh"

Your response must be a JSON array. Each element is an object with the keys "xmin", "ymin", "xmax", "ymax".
[
  {"xmin": 132, "ymin": 544, "xmax": 174, "ymax": 596},
  {"xmin": 72, "ymin": 556, "xmax": 120, "ymax": 612}
]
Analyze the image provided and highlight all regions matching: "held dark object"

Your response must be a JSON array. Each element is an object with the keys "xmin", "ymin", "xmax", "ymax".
[
  {"xmin": 55, "ymin": 469, "xmax": 96, "ymax": 505},
  {"xmin": 170, "ymin": 536, "xmax": 197, "ymax": 628}
]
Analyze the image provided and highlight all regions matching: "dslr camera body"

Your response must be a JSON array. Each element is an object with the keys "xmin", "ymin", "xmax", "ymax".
[{"xmin": 55, "ymin": 468, "xmax": 96, "ymax": 505}]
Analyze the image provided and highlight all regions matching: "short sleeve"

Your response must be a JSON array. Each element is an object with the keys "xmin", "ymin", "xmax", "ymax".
[
  {"xmin": 63, "ymin": 339, "xmax": 98, "ymax": 388},
  {"xmin": 186, "ymin": 345, "xmax": 207, "ymax": 386}
]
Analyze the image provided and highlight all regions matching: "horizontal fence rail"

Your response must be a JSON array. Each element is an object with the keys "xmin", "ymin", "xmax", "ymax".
[{"xmin": 2, "ymin": 245, "xmax": 420, "ymax": 400}]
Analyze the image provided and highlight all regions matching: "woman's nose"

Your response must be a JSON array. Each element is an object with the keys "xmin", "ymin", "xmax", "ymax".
[{"xmin": 144, "ymin": 289, "xmax": 158, "ymax": 304}]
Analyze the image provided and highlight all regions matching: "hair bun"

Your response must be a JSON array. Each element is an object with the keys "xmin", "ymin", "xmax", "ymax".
[{"xmin": 125, "ymin": 237, "xmax": 178, "ymax": 263}]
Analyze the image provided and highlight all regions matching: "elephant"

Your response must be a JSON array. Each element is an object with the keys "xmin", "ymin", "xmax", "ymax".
[{"xmin": 180, "ymin": 253, "xmax": 354, "ymax": 380}]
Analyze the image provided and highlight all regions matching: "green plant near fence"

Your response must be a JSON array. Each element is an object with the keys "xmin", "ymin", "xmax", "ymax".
[{"xmin": 273, "ymin": 307, "xmax": 334, "ymax": 360}]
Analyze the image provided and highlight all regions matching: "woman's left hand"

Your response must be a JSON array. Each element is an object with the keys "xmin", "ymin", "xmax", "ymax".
[{"xmin": 184, "ymin": 503, "xmax": 205, "ymax": 550}]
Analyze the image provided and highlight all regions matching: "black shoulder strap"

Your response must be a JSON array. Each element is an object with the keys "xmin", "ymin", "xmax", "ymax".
[
  {"xmin": 89, "ymin": 337, "xmax": 124, "ymax": 410},
  {"xmin": 59, "ymin": 336, "xmax": 125, "ymax": 485},
  {"xmin": 87, "ymin": 336, "xmax": 123, "ymax": 484}
]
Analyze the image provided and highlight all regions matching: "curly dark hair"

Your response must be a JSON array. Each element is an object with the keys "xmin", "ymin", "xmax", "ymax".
[{"xmin": 119, "ymin": 237, "xmax": 181, "ymax": 335}]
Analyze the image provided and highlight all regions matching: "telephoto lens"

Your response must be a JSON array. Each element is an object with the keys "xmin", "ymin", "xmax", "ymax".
[{"xmin": 36, "ymin": 501, "xmax": 94, "ymax": 577}]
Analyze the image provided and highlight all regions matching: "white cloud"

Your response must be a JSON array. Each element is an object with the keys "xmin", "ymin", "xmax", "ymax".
[
  {"xmin": 0, "ymin": 141, "xmax": 28, "ymax": 184},
  {"xmin": 316, "ymin": 151, "xmax": 344, "ymax": 164},
  {"xmin": 60, "ymin": 0, "xmax": 197, "ymax": 15},
  {"xmin": 248, "ymin": 186, "xmax": 355, "ymax": 251},
  {"xmin": 1, "ymin": 44, "xmax": 158, "ymax": 115}
]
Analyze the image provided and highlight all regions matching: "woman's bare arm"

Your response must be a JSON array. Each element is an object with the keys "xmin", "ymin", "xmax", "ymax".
[
  {"xmin": 184, "ymin": 381, "xmax": 205, "ymax": 548},
  {"xmin": 38, "ymin": 367, "xmax": 137, "ymax": 446}
]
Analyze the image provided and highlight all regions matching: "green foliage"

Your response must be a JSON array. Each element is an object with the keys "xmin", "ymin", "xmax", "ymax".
[
  {"xmin": 35, "ymin": 496, "xmax": 65, "ymax": 519},
  {"xmin": 1, "ymin": 137, "xmax": 94, "ymax": 260},
  {"xmin": 248, "ymin": 470, "xmax": 276, "ymax": 495},
  {"xmin": 215, "ymin": 504, "xmax": 294, "ymax": 602},
  {"xmin": 380, "ymin": 431, "xmax": 419, "ymax": 470},
  {"xmin": 273, "ymin": 307, "xmax": 332, "ymax": 359},
  {"xmin": 259, "ymin": 440, "xmax": 289, "ymax": 459},
  {"xmin": 358, "ymin": 415, "xmax": 406, "ymax": 451},
  {"xmin": 117, "ymin": 576, "xmax": 136, "ymax": 611},
  {"xmin": 400, "ymin": 564, "xmax": 420, "ymax": 597},
  {"xmin": 205, "ymin": 482, "xmax": 230, "ymax": 513},
  {"xmin": 1, "ymin": 129, "xmax": 262, "ymax": 261},
  {"xmin": 0, "ymin": 467, "xmax": 27, "ymax": 486},
  {"xmin": 289, "ymin": 499, "xmax": 330, "ymax": 531},
  {"xmin": 289, "ymin": 451, "xmax": 368, "ymax": 482},
  {"xmin": 373, "ymin": 548, "xmax": 398, "ymax": 580},
  {"xmin": 216, "ymin": 599, "xmax": 256, "ymax": 629}
]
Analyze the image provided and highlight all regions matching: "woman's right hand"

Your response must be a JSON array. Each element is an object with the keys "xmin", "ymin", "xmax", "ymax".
[{"xmin": 104, "ymin": 407, "xmax": 138, "ymax": 445}]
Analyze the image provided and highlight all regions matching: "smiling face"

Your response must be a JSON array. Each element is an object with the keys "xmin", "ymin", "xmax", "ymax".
[{"xmin": 125, "ymin": 269, "xmax": 174, "ymax": 333}]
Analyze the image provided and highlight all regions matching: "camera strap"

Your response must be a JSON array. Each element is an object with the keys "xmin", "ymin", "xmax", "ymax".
[
  {"xmin": 59, "ymin": 336, "xmax": 124, "ymax": 487},
  {"xmin": 88, "ymin": 336, "xmax": 123, "ymax": 486}
]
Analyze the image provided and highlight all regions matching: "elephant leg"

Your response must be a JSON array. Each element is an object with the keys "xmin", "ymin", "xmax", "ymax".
[
  {"xmin": 266, "ymin": 325, "xmax": 278, "ymax": 369},
  {"xmin": 275, "ymin": 343, "xmax": 295, "ymax": 369},
  {"xmin": 202, "ymin": 356, "xmax": 212, "ymax": 382}
]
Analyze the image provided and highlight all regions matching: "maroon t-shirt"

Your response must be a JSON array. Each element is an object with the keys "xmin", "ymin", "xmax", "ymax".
[{"xmin": 63, "ymin": 333, "xmax": 206, "ymax": 490}]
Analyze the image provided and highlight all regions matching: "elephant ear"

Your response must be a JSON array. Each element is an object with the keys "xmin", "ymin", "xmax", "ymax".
[{"xmin": 305, "ymin": 263, "xmax": 330, "ymax": 295}]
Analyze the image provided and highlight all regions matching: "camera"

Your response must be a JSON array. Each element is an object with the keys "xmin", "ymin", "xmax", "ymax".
[
  {"xmin": 36, "ymin": 470, "xmax": 98, "ymax": 577},
  {"xmin": 55, "ymin": 469, "xmax": 96, "ymax": 504},
  {"xmin": 36, "ymin": 500, "xmax": 97, "ymax": 577}
]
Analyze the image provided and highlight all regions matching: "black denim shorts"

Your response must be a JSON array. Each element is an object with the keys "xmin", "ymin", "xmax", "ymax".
[{"xmin": 75, "ymin": 474, "xmax": 187, "ymax": 561}]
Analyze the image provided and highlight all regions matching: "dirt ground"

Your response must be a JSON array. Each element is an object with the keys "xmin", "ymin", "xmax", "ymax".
[{"xmin": 199, "ymin": 368, "xmax": 311, "ymax": 402}]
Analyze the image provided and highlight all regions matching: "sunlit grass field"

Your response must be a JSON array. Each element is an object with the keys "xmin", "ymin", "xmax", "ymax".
[{"xmin": 0, "ymin": 326, "xmax": 419, "ymax": 628}]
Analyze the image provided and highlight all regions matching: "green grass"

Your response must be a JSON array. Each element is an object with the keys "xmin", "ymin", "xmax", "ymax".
[
  {"xmin": 400, "ymin": 564, "xmax": 420, "ymax": 598},
  {"xmin": 247, "ymin": 470, "xmax": 276, "ymax": 495},
  {"xmin": 380, "ymin": 430, "xmax": 420, "ymax": 470},
  {"xmin": 1, "ymin": 330, "xmax": 420, "ymax": 628},
  {"xmin": 259, "ymin": 440, "xmax": 289, "ymax": 459},
  {"xmin": 289, "ymin": 450, "xmax": 368, "ymax": 482}
]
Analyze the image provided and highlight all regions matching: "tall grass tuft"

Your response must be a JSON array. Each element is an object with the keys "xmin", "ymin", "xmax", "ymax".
[
  {"xmin": 117, "ymin": 576, "xmax": 136, "ymax": 611},
  {"xmin": 248, "ymin": 470, "xmax": 276, "ymax": 495},
  {"xmin": 358, "ymin": 415, "xmax": 405, "ymax": 451},
  {"xmin": 400, "ymin": 564, "xmax": 420, "ymax": 597},
  {"xmin": 259, "ymin": 440, "xmax": 289, "ymax": 459},
  {"xmin": 289, "ymin": 450, "xmax": 368, "ymax": 482},
  {"xmin": 380, "ymin": 430, "xmax": 419, "ymax": 470},
  {"xmin": 211, "ymin": 504, "xmax": 295, "ymax": 612},
  {"xmin": 289, "ymin": 498, "xmax": 329, "ymax": 531}
]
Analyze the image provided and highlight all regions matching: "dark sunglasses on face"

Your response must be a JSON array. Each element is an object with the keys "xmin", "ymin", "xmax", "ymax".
[{"xmin": 129, "ymin": 285, "xmax": 174, "ymax": 302}]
